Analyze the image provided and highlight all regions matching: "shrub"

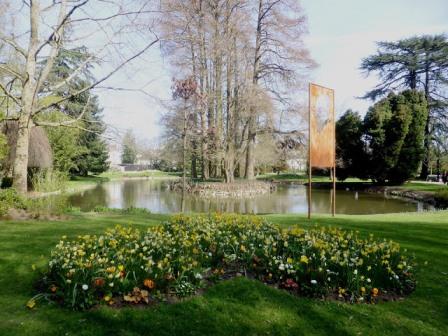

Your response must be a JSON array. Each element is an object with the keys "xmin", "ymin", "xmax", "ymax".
[
  {"xmin": 93, "ymin": 206, "xmax": 151, "ymax": 215},
  {"xmin": 30, "ymin": 169, "xmax": 68, "ymax": 193},
  {"xmin": 0, "ymin": 189, "xmax": 26, "ymax": 216},
  {"xmin": 26, "ymin": 195, "xmax": 69, "ymax": 216},
  {"xmin": 40, "ymin": 214, "xmax": 416, "ymax": 310},
  {"xmin": 434, "ymin": 189, "xmax": 448, "ymax": 208}
]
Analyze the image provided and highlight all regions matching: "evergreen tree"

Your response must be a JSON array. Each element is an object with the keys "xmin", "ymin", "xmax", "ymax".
[
  {"xmin": 363, "ymin": 90, "xmax": 427, "ymax": 184},
  {"xmin": 71, "ymin": 95, "xmax": 109, "ymax": 176},
  {"xmin": 361, "ymin": 35, "xmax": 448, "ymax": 178},
  {"xmin": 391, "ymin": 91, "xmax": 428, "ymax": 183},
  {"xmin": 335, "ymin": 110, "xmax": 367, "ymax": 181},
  {"xmin": 42, "ymin": 47, "xmax": 109, "ymax": 176},
  {"xmin": 121, "ymin": 130, "xmax": 138, "ymax": 164}
]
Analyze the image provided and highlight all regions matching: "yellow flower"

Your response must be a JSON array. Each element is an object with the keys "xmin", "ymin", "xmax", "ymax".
[
  {"xmin": 240, "ymin": 245, "xmax": 247, "ymax": 252},
  {"xmin": 118, "ymin": 265, "xmax": 124, "ymax": 272},
  {"xmin": 360, "ymin": 287, "xmax": 366, "ymax": 294},
  {"xmin": 300, "ymin": 255, "xmax": 309, "ymax": 264},
  {"xmin": 26, "ymin": 299, "xmax": 36, "ymax": 309},
  {"xmin": 287, "ymin": 257, "xmax": 293, "ymax": 264},
  {"xmin": 106, "ymin": 266, "xmax": 116, "ymax": 273},
  {"xmin": 104, "ymin": 295, "xmax": 111, "ymax": 302},
  {"xmin": 372, "ymin": 288, "xmax": 379, "ymax": 297}
]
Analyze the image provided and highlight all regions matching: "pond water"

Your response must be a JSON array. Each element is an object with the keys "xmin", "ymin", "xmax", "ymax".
[{"xmin": 67, "ymin": 178, "xmax": 433, "ymax": 214}]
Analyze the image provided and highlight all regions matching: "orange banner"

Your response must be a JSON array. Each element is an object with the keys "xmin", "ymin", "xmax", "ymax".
[{"xmin": 309, "ymin": 84, "xmax": 335, "ymax": 168}]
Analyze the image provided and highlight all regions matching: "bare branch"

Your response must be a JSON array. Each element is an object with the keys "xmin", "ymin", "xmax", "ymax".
[
  {"xmin": 33, "ymin": 38, "xmax": 159, "ymax": 115},
  {"xmin": 0, "ymin": 33, "xmax": 27, "ymax": 58},
  {"xmin": 0, "ymin": 82, "xmax": 21, "ymax": 106}
]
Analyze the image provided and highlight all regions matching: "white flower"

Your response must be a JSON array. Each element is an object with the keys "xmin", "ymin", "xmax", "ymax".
[
  {"xmin": 109, "ymin": 282, "xmax": 114, "ymax": 287},
  {"xmin": 367, "ymin": 278, "xmax": 371, "ymax": 283},
  {"xmin": 82, "ymin": 284, "xmax": 88, "ymax": 291},
  {"xmin": 279, "ymin": 264, "xmax": 285, "ymax": 271},
  {"xmin": 311, "ymin": 280, "xmax": 317, "ymax": 285},
  {"xmin": 195, "ymin": 273, "xmax": 203, "ymax": 280},
  {"xmin": 327, "ymin": 277, "xmax": 331, "ymax": 281},
  {"xmin": 353, "ymin": 269, "xmax": 358, "ymax": 275}
]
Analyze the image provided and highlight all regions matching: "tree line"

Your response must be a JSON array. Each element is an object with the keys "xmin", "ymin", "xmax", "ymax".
[
  {"xmin": 159, "ymin": 0, "xmax": 315, "ymax": 183},
  {"xmin": 337, "ymin": 34, "xmax": 448, "ymax": 184}
]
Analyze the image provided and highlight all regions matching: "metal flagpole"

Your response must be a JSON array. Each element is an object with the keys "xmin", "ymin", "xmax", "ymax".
[{"xmin": 308, "ymin": 83, "xmax": 312, "ymax": 219}]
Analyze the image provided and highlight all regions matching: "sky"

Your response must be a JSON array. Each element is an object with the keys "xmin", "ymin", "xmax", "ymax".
[{"xmin": 97, "ymin": 0, "xmax": 448, "ymax": 143}]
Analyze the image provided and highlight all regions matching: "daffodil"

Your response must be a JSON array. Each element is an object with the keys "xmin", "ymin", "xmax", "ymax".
[{"xmin": 300, "ymin": 255, "xmax": 309, "ymax": 264}]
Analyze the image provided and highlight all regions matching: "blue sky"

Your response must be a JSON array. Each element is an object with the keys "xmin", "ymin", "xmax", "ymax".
[{"xmin": 97, "ymin": 0, "xmax": 448, "ymax": 142}]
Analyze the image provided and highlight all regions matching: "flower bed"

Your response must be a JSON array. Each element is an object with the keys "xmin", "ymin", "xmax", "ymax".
[{"xmin": 37, "ymin": 214, "xmax": 416, "ymax": 310}]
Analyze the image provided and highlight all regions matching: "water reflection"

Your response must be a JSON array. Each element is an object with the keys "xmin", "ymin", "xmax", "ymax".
[{"xmin": 68, "ymin": 179, "xmax": 433, "ymax": 214}]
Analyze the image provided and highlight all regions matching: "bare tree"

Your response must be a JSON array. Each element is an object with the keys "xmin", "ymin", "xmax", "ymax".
[
  {"xmin": 172, "ymin": 76, "xmax": 198, "ymax": 210},
  {"xmin": 159, "ymin": 0, "xmax": 314, "ymax": 183},
  {"xmin": 0, "ymin": 0, "xmax": 159, "ymax": 193}
]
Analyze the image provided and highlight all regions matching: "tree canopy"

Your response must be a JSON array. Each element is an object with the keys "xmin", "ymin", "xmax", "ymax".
[
  {"xmin": 337, "ymin": 90, "xmax": 428, "ymax": 184},
  {"xmin": 361, "ymin": 34, "xmax": 448, "ymax": 178}
]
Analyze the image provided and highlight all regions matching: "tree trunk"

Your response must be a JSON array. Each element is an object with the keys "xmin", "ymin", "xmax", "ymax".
[
  {"xmin": 12, "ymin": 1, "xmax": 41, "ymax": 193},
  {"xmin": 420, "ymin": 56, "xmax": 431, "ymax": 180},
  {"xmin": 12, "ymin": 116, "xmax": 31, "ymax": 193},
  {"xmin": 245, "ymin": 122, "xmax": 256, "ymax": 180},
  {"xmin": 193, "ymin": 0, "xmax": 209, "ymax": 181},
  {"xmin": 181, "ymin": 104, "xmax": 188, "ymax": 212},
  {"xmin": 245, "ymin": 0, "xmax": 263, "ymax": 180}
]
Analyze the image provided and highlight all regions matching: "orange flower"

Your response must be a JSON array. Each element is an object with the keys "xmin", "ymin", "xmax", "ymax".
[
  {"xmin": 143, "ymin": 278, "xmax": 155, "ymax": 289},
  {"xmin": 372, "ymin": 288, "xmax": 379, "ymax": 297},
  {"xmin": 50, "ymin": 285, "xmax": 58, "ymax": 293},
  {"xmin": 94, "ymin": 278, "xmax": 105, "ymax": 287}
]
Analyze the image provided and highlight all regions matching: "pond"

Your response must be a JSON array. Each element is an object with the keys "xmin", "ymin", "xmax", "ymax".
[{"xmin": 67, "ymin": 178, "xmax": 433, "ymax": 215}]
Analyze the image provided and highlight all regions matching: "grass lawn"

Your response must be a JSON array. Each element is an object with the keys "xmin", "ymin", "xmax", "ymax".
[
  {"xmin": 259, "ymin": 172, "xmax": 448, "ymax": 194},
  {"xmin": 99, "ymin": 170, "xmax": 179, "ymax": 180},
  {"xmin": 258, "ymin": 172, "xmax": 368, "ymax": 184},
  {"xmin": 399, "ymin": 182, "xmax": 448, "ymax": 193},
  {"xmin": 66, "ymin": 175, "xmax": 110, "ymax": 188},
  {"xmin": 0, "ymin": 211, "xmax": 447, "ymax": 336}
]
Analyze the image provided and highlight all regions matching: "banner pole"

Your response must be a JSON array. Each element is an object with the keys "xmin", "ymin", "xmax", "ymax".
[
  {"xmin": 308, "ymin": 83, "xmax": 312, "ymax": 219},
  {"xmin": 332, "ymin": 90, "xmax": 336, "ymax": 217}
]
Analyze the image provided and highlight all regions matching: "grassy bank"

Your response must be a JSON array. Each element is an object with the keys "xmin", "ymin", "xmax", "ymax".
[
  {"xmin": 259, "ymin": 172, "xmax": 448, "ymax": 194},
  {"xmin": 99, "ymin": 170, "xmax": 179, "ymax": 180},
  {"xmin": 399, "ymin": 181, "xmax": 448, "ymax": 192},
  {"xmin": 0, "ymin": 211, "xmax": 447, "ymax": 335}
]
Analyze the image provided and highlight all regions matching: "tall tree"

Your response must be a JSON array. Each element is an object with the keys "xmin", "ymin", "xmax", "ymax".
[
  {"xmin": 335, "ymin": 110, "xmax": 367, "ymax": 181},
  {"xmin": 41, "ymin": 47, "xmax": 109, "ymax": 176},
  {"xmin": 363, "ymin": 90, "xmax": 427, "ymax": 184},
  {"xmin": 0, "ymin": 0, "xmax": 159, "ymax": 193},
  {"xmin": 121, "ymin": 130, "xmax": 138, "ymax": 164},
  {"xmin": 361, "ymin": 35, "xmax": 448, "ymax": 179},
  {"xmin": 159, "ymin": 0, "xmax": 314, "ymax": 182}
]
